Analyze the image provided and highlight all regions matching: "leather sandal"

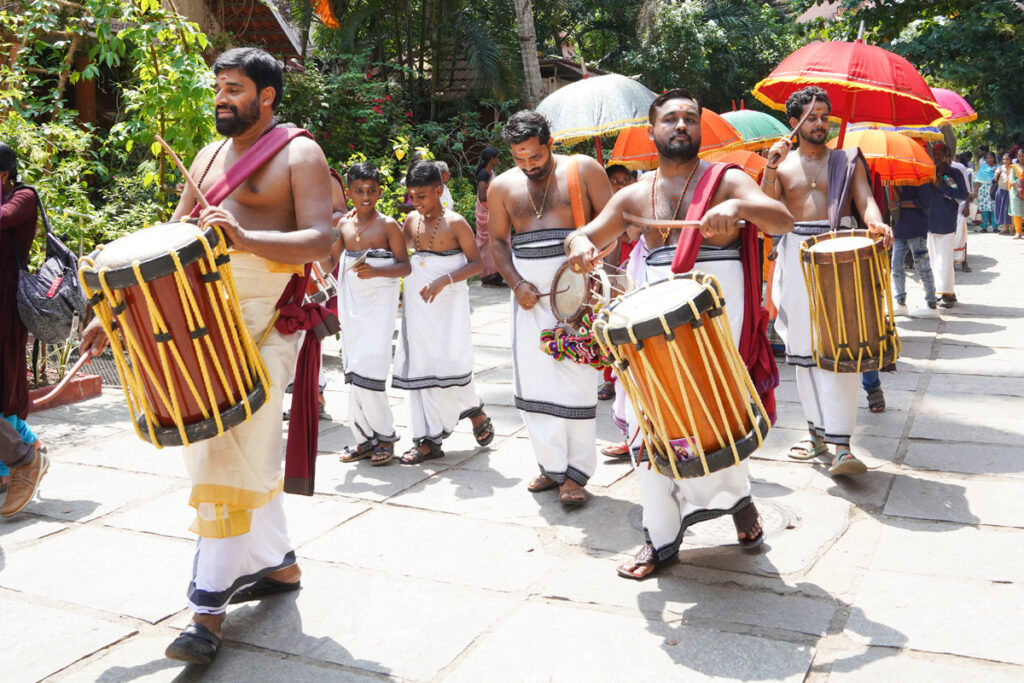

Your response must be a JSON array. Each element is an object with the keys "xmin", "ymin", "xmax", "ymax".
[
  {"xmin": 472, "ymin": 415, "xmax": 495, "ymax": 447},
  {"xmin": 866, "ymin": 388, "xmax": 886, "ymax": 413},
  {"xmin": 165, "ymin": 622, "xmax": 222, "ymax": 665},
  {"xmin": 732, "ymin": 499, "xmax": 766, "ymax": 550},
  {"xmin": 829, "ymin": 448, "xmax": 867, "ymax": 476},
  {"xmin": 340, "ymin": 441, "xmax": 375, "ymax": 463},
  {"xmin": 230, "ymin": 576, "xmax": 301, "ymax": 604},
  {"xmin": 787, "ymin": 437, "xmax": 828, "ymax": 460},
  {"xmin": 617, "ymin": 543, "xmax": 659, "ymax": 580},
  {"xmin": 527, "ymin": 474, "xmax": 558, "ymax": 492},
  {"xmin": 370, "ymin": 443, "xmax": 394, "ymax": 466},
  {"xmin": 400, "ymin": 439, "xmax": 444, "ymax": 464}
]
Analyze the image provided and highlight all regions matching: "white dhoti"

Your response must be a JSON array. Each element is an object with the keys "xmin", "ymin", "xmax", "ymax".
[
  {"xmin": 927, "ymin": 231, "xmax": 956, "ymax": 296},
  {"xmin": 511, "ymin": 229, "xmax": 598, "ymax": 485},
  {"xmin": 183, "ymin": 252, "xmax": 302, "ymax": 613},
  {"xmin": 953, "ymin": 207, "xmax": 967, "ymax": 265},
  {"xmin": 338, "ymin": 250, "xmax": 400, "ymax": 446},
  {"xmin": 393, "ymin": 250, "xmax": 483, "ymax": 443},
  {"xmin": 627, "ymin": 244, "xmax": 752, "ymax": 560},
  {"xmin": 772, "ymin": 221, "xmax": 860, "ymax": 447}
]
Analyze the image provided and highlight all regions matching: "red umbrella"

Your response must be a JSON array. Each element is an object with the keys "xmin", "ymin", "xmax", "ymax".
[
  {"xmin": 930, "ymin": 87, "xmax": 976, "ymax": 125},
  {"xmin": 752, "ymin": 40, "xmax": 950, "ymax": 146},
  {"xmin": 608, "ymin": 110, "xmax": 742, "ymax": 170}
]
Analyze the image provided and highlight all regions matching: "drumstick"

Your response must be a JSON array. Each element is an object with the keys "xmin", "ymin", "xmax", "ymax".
[
  {"xmin": 343, "ymin": 252, "xmax": 368, "ymax": 273},
  {"xmin": 30, "ymin": 353, "xmax": 92, "ymax": 410},
  {"xmin": 768, "ymin": 94, "xmax": 816, "ymax": 167},
  {"xmin": 623, "ymin": 213, "xmax": 747, "ymax": 229},
  {"xmin": 155, "ymin": 134, "xmax": 210, "ymax": 209}
]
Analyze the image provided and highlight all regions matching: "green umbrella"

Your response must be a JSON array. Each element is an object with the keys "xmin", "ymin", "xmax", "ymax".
[{"xmin": 720, "ymin": 110, "xmax": 790, "ymax": 151}]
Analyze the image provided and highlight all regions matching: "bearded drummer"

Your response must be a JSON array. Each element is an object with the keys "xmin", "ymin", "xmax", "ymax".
[
  {"xmin": 81, "ymin": 48, "xmax": 334, "ymax": 663},
  {"xmin": 762, "ymin": 86, "xmax": 893, "ymax": 477},
  {"xmin": 566, "ymin": 88, "xmax": 793, "ymax": 579},
  {"xmin": 487, "ymin": 110, "xmax": 613, "ymax": 506}
]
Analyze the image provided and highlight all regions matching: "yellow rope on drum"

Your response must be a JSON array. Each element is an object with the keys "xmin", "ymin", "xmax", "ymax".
[{"xmin": 194, "ymin": 234, "xmax": 249, "ymax": 401}]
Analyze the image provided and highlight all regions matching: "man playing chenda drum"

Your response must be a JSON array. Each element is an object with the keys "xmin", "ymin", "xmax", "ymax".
[
  {"xmin": 566, "ymin": 88, "xmax": 793, "ymax": 579},
  {"xmin": 762, "ymin": 86, "xmax": 893, "ymax": 477},
  {"xmin": 81, "ymin": 47, "xmax": 334, "ymax": 664},
  {"xmin": 486, "ymin": 110, "xmax": 613, "ymax": 506}
]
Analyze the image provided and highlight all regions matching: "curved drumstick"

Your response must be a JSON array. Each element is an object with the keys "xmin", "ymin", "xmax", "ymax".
[
  {"xmin": 623, "ymin": 213, "xmax": 747, "ymax": 229},
  {"xmin": 156, "ymin": 134, "xmax": 210, "ymax": 209},
  {"xmin": 768, "ymin": 94, "xmax": 816, "ymax": 167},
  {"xmin": 30, "ymin": 353, "xmax": 93, "ymax": 410}
]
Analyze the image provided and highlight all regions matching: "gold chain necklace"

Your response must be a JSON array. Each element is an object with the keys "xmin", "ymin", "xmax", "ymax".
[
  {"xmin": 353, "ymin": 211, "xmax": 378, "ymax": 243},
  {"xmin": 805, "ymin": 155, "xmax": 827, "ymax": 190},
  {"xmin": 527, "ymin": 166, "xmax": 555, "ymax": 219},
  {"xmin": 416, "ymin": 210, "xmax": 444, "ymax": 266},
  {"xmin": 651, "ymin": 160, "xmax": 700, "ymax": 242}
]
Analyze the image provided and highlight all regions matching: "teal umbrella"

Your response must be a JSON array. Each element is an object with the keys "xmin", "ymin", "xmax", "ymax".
[
  {"xmin": 536, "ymin": 74, "xmax": 657, "ymax": 162},
  {"xmin": 720, "ymin": 110, "xmax": 790, "ymax": 151}
]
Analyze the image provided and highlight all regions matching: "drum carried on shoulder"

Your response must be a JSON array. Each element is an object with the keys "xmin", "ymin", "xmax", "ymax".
[
  {"xmin": 799, "ymin": 229, "xmax": 900, "ymax": 373},
  {"xmin": 592, "ymin": 273, "xmax": 771, "ymax": 480},
  {"xmin": 79, "ymin": 222, "xmax": 270, "ymax": 448}
]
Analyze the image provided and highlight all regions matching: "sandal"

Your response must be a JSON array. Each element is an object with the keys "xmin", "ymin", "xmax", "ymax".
[
  {"xmin": 165, "ymin": 622, "xmax": 222, "ymax": 664},
  {"xmin": 616, "ymin": 543, "xmax": 659, "ymax": 580},
  {"xmin": 867, "ymin": 387, "xmax": 886, "ymax": 413},
  {"xmin": 597, "ymin": 381, "xmax": 615, "ymax": 401},
  {"xmin": 787, "ymin": 437, "xmax": 828, "ymax": 460},
  {"xmin": 601, "ymin": 441, "xmax": 630, "ymax": 458},
  {"xmin": 370, "ymin": 443, "xmax": 394, "ymax": 466},
  {"xmin": 340, "ymin": 441, "xmax": 375, "ymax": 463},
  {"xmin": 527, "ymin": 474, "xmax": 559, "ymax": 492},
  {"xmin": 472, "ymin": 415, "xmax": 495, "ymax": 447},
  {"xmin": 400, "ymin": 439, "xmax": 444, "ymax": 464},
  {"xmin": 829, "ymin": 448, "xmax": 867, "ymax": 476},
  {"xmin": 558, "ymin": 482, "xmax": 587, "ymax": 506},
  {"xmin": 230, "ymin": 576, "xmax": 301, "ymax": 604},
  {"xmin": 732, "ymin": 499, "xmax": 766, "ymax": 550}
]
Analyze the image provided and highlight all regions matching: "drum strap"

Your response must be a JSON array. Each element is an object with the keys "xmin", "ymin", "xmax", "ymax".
[{"xmin": 567, "ymin": 156, "xmax": 586, "ymax": 229}]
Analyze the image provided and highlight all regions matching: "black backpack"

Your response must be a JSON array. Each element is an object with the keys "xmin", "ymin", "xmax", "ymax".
[{"xmin": 13, "ymin": 185, "xmax": 88, "ymax": 344}]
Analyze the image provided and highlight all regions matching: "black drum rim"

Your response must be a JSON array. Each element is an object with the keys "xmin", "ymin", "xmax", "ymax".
[
  {"xmin": 598, "ymin": 273, "xmax": 720, "ymax": 347},
  {"xmin": 136, "ymin": 379, "xmax": 266, "ymax": 448},
  {"xmin": 649, "ymin": 407, "xmax": 770, "ymax": 479},
  {"xmin": 81, "ymin": 223, "xmax": 223, "ymax": 291}
]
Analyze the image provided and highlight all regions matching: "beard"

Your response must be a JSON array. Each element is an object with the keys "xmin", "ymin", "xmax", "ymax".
[
  {"xmin": 799, "ymin": 126, "xmax": 829, "ymax": 145},
  {"xmin": 523, "ymin": 156, "xmax": 554, "ymax": 181},
  {"xmin": 654, "ymin": 132, "xmax": 700, "ymax": 162},
  {"xmin": 215, "ymin": 97, "xmax": 260, "ymax": 136}
]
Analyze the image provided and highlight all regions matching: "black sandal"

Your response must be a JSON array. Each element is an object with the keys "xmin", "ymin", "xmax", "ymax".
[
  {"xmin": 370, "ymin": 443, "xmax": 394, "ymax": 466},
  {"xmin": 400, "ymin": 439, "xmax": 444, "ymax": 464},
  {"xmin": 340, "ymin": 440, "xmax": 375, "ymax": 463},
  {"xmin": 732, "ymin": 499, "xmax": 766, "ymax": 550},
  {"xmin": 616, "ymin": 543, "xmax": 660, "ymax": 580},
  {"xmin": 473, "ymin": 415, "xmax": 494, "ymax": 446},
  {"xmin": 165, "ymin": 622, "xmax": 222, "ymax": 664},
  {"xmin": 230, "ymin": 576, "xmax": 301, "ymax": 604},
  {"xmin": 867, "ymin": 388, "xmax": 886, "ymax": 413}
]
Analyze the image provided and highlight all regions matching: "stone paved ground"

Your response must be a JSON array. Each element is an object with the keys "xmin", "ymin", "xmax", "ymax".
[{"xmin": 3, "ymin": 228, "xmax": 1024, "ymax": 682}]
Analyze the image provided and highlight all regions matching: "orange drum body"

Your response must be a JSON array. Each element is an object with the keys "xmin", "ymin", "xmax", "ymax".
[
  {"xmin": 593, "ymin": 273, "xmax": 770, "ymax": 479},
  {"xmin": 799, "ymin": 230, "xmax": 900, "ymax": 373},
  {"xmin": 79, "ymin": 223, "xmax": 269, "ymax": 447}
]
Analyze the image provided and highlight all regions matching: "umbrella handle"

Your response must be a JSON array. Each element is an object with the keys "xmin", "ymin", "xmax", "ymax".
[
  {"xmin": 623, "ymin": 213, "xmax": 746, "ymax": 229},
  {"xmin": 768, "ymin": 95, "xmax": 817, "ymax": 166}
]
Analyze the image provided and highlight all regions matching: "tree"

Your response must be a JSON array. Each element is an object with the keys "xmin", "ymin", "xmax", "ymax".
[{"xmin": 512, "ymin": 0, "xmax": 545, "ymax": 107}]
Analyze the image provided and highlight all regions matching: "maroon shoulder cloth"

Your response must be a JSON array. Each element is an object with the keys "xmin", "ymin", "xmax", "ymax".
[
  {"xmin": 670, "ymin": 162, "xmax": 779, "ymax": 423},
  {"xmin": 0, "ymin": 186, "xmax": 38, "ymax": 419},
  {"xmin": 189, "ymin": 126, "xmax": 334, "ymax": 495}
]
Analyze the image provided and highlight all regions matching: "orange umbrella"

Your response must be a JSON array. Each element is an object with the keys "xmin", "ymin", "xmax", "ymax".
[
  {"xmin": 827, "ymin": 128, "xmax": 935, "ymax": 186},
  {"xmin": 704, "ymin": 149, "xmax": 769, "ymax": 180},
  {"xmin": 608, "ymin": 110, "xmax": 743, "ymax": 170}
]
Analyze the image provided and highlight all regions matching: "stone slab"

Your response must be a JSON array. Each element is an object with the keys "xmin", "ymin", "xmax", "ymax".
[
  {"xmin": 941, "ymin": 318, "xmax": 1021, "ymax": 350},
  {"xmin": 909, "ymin": 412, "xmax": 1020, "ymax": 446},
  {"xmin": 845, "ymin": 569, "xmax": 1024, "ymax": 665},
  {"xmin": 313, "ymin": 449, "xmax": 442, "ymax": 502},
  {"xmin": 884, "ymin": 470, "xmax": 1024, "ymax": 528},
  {"xmin": 0, "ymin": 596, "xmax": 135, "ymax": 683},
  {"xmin": 826, "ymin": 645, "xmax": 1024, "ymax": 682},
  {"xmin": 445, "ymin": 601, "xmax": 814, "ymax": 682},
  {"xmin": 51, "ymin": 633, "xmax": 380, "ymax": 682},
  {"xmin": 101, "ymin": 487, "xmax": 196, "ymax": 540},
  {"xmin": 931, "ymin": 343, "xmax": 1024, "ymax": 377},
  {"xmin": 541, "ymin": 558, "xmax": 834, "ymax": 637},
  {"xmin": 0, "ymin": 526, "xmax": 189, "ymax": 623},
  {"xmin": 918, "ymin": 391, "xmax": 1024, "ymax": 419},
  {"xmin": 56, "ymin": 434, "xmax": 188, "ymax": 479},
  {"xmin": 32, "ymin": 387, "xmax": 132, "ymax": 426},
  {"xmin": 0, "ymin": 516, "xmax": 67, "ymax": 553},
  {"xmin": 869, "ymin": 517, "xmax": 1024, "ymax": 584},
  {"xmin": 223, "ymin": 562, "xmax": 516, "ymax": 680},
  {"xmin": 300, "ymin": 506, "xmax": 559, "ymax": 591},
  {"xmin": 25, "ymin": 414, "xmax": 128, "ymax": 452},
  {"xmin": 25, "ymin": 461, "xmax": 180, "ymax": 523},
  {"xmin": 904, "ymin": 441, "xmax": 1024, "ymax": 478},
  {"xmin": 928, "ymin": 371, "xmax": 1024, "ymax": 398}
]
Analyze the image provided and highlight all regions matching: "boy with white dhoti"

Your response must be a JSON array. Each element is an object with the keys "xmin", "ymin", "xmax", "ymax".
[
  {"xmin": 393, "ymin": 162, "xmax": 494, "ymax": 462},
  {"xmin": 567, "ymin": 89, "xmax": 792, "ymax": 578},
  {"xmin": 927, "ymin": 145, "xmax": 970, "ymax": 308},
  {"xmin": 329, "ymin": 162, "xmax": 410, "ymax": 466}
]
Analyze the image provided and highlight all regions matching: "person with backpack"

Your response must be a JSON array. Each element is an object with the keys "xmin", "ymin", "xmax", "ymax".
[{"xmin": 0, "ymin": 142, "xmax": 49, "ymax": 517}]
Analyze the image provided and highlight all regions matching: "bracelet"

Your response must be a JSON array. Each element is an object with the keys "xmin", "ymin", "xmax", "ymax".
[
  {"xmin": 447, "ymin": 273, "xmax": 454, "ymax": 286},
  {"xmin": 765, "ymin": 165, "xmax": 778, "ymax": 171},
  {"xmin": 565, "ymin": 231, "xmax": 584, "ymax": 253},
  {"xmin": 512, "ymin": 278, "xmax": 528, "ymax": 293}
]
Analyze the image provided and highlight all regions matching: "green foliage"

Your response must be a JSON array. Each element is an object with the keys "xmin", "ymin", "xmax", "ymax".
[
  {"xmin": 93, "ymin": 166, "xmax": 165, "ymax": 243},
  {"xmin": 449, "ymin": 176, "xmax": 478, "ymax": 229}
]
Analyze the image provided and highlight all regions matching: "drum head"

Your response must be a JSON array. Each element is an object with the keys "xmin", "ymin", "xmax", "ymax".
[
  {"xmin": 808, "ymin": 235, "xmax": 874, "ymax": 253},
  {"xmin": 601, "ymin": 275, "xmax": 718, "ymax": 346},
  {"xmin": 551, "ymin": 263, "xmax": 590, "ymax": 323},
  {"xmin": 92, "ymin": 223, "xmax": 205, "ymax": 269}
]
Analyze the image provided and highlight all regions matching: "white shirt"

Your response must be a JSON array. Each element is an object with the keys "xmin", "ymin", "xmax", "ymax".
[{"xmin": 440, "ymin": 185, "xmax": 454, "ymax": 212}]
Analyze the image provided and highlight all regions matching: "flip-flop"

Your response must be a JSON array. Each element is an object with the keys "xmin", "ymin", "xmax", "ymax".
[
  {"xmin": 616, "ymin": 543, "xmax": 659, "ymax": 580},
  {"xmin": 732, "ymin": 499, "xmax": 767, "ymax": 550},
  {"xmin": 230, "ymin": 576, "xmax": 301, "ymax": 604},
  {"xmin": 829, "ymin": 449, "xmax": 868, "ymax": 476},
  {"xmin": 601, "ymin": 441, "xmax": 630, "ymax": 458},
  {"xmin": 527, "ymin": 474, "xmax": 559, "ymax": 492},
  {"xmin": 558, "ymin": 484, "xmax": 587, "ymax": 507},
  {"xmin": 787, "ymin": 438, "xmax": 828, "ymax": 460},
  {"xmin": 165, "ymin": 622, "xmax": 222, "ymax": 665}
]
